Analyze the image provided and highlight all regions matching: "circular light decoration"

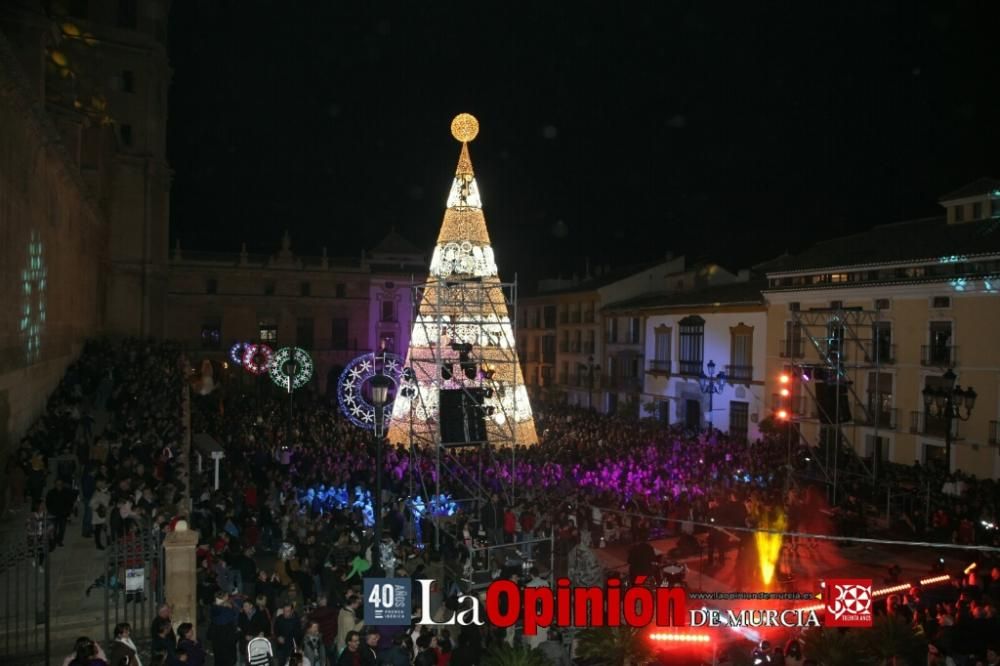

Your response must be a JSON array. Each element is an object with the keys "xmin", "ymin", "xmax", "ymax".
[
  {"xmin": 229, "ymin": 341, "xmax": 250, "ymax": 367},
  {"xmin": 241, "ymin": 343, "xmax": 274, "ymax": 376},
  {"xmin": 20, "ymin": 231, "xmax": 47, "ymax": 363},
  {"xmin": 337, "ymin": 352, "xmax": 405, "ymax": 430},
  {"xmin": 269, "ymin": 347, "xmax": 314, "ymax": 390},
  {"xmin": 450, "ymin": 113, "xmax": 479, "ymax": 143}
]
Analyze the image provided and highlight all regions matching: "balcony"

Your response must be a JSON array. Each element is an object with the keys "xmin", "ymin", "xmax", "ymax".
[
  {"xmin": 779, "ymin": 339, "xmax": 804, "ymax": 358},
  {"xmin": 909, "ymin": 411, "xmax": 958, "ymax": 439},
  {"xmin": 863, "ymin": 342, "xmax": 896, "ymax": 365},
  {"xmin": 678, "ymin": 360, "xmax": 702, "ymax": 377},
  {"xmin": 921, "ymin": 345, "xmax": 957, "ymax": 367},
  {"xmin": 603, "ymin": 375, "xmax": 642, "ymax": 392},
  {"xmin": 648, "ymin": 359, "xmax": 671, "ymax": 374},
  {"xmin": 990, "ymin": 421, "xmax": 998, "ymax": 446},
  {"xmin": 860, "ymin": 406, "xmax": 898, "ymax": 430},
  {"xmin": 726, "ymin": 365, "xmax": 753, "ymax": 383}
]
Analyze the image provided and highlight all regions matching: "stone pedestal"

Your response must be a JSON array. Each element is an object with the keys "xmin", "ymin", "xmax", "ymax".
[{"xmin": 164, "ymin": 523, "xmax": 200, "ymax": 635}]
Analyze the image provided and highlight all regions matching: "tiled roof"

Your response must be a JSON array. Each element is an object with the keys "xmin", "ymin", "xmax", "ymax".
[
  {"xmin": 764, "ymin": 217, "xmax": 1000, "ymax": 274},
  {"xmin": 938, "ymin": 177, "xmax": 1000, "ymax": 202},
  {"xmin": 603, "ymin": 279, "xmax": 767, "ymax": 311}
]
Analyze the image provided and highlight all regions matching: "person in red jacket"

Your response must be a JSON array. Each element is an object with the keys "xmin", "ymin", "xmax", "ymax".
[{"xmin": 503, "ymin": 506, "xmax": 517, "ymax": 544}]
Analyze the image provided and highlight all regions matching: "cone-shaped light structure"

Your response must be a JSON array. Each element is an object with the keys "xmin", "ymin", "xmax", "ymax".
[{"xmin": 388, "ymin": 114, "xmax": 538, "ymax": 447}]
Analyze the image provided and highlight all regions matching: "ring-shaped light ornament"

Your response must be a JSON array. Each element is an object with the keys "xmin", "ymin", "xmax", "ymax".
[
  {"xmin": 242, "ymin": 343, "xmax": 274, "ymax": 376},
  {"xmin": 269, "ymin": 347, "xmax": 314, "ymax": 390},
  {"xmin": 229, "ymin": 341, "xmax": 250, "ymax": 367},
  {"xmin": 337, "ymin": 352, "xmax": 405, "ymax": 430}
]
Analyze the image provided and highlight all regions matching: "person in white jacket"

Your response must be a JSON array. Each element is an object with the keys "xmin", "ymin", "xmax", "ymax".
[{"xmin": 89, "ymin": 482, "xmax": 111, "ymax": 550}]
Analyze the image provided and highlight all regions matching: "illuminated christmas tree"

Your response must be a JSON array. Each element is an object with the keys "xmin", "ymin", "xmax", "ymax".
[{"xmin": 388, "ymin": 114, "xmax": 538, "ymax": 448}]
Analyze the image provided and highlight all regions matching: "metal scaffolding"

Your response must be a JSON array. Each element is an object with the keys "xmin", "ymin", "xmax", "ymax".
[{"xmin": 779, "ymin": 305, "xmax": 893, "ymax": 504}]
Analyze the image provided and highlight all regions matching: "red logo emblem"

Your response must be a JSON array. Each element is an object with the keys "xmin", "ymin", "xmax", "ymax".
[{"xmin": 824, "ymin": 579, "xmax": 873, "ymax": 627}]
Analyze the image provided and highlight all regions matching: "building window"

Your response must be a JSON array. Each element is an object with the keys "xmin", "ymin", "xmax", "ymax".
[
  {"xmin": 926, "ymin": 321, "xmax": 953, "ymax": 365},
  {"xmin": 331, "ymin": 318, "xmax": 348, "ymax": 349},
  {"xmin": 875, "ymin": 298, "xmax": 890, "ymax": 310},
  {"xmin": 381, "ymin": 299, "xmax": 395, "ymax": 322},
  {"xmin": 651, "ymin": 326, "xmax": 671, "ymax": 372},
  {"xmin": 119, "ymin": 123, "xmax": 133, "ymax": 147},
  {"xmin": 542, "ymin": 306, "xmax": 556, "ymax": 329},
  {"xmin": 200, "ymin": 324, "xmax": 221, "ymax": 350},
  {"xmin": 678, "ymin": 315, "xmax": 704, "ymax": 375},
  {"xmin": 300, "ymin": 282, "xmax": 311, "ymax": 297},
  {"xmin": 118, "ymin": 0, "xmax": 137, "ymax": 29},
  {"xmin": 263, "ymin": 281, "xmax": 276, "ymax": 296},
  {"xmin": 121, "ymin": 70, "xmax": 135, "ymax": 93},
  {"xmin": 864, "ymin": 435, "xmax": 890, "ymax": 461},
  {"xmin": 296, "ymin": 318, "xmax": 314, "ymax": 349},
  {"xmin": 783, "ymin": 321, "xmax": 803, "ymax": 358},
  {"xmin": 335, "ymin": 283, "xmax": 346, "ymax": 298},
  {"xmin": 381, "ymin": 334, "xmax": 395, "ymax": 352},
  {"xmin": 729, "ymin": 401, "xmax": 749, "ymax": 442},
  {"xmin": 606, "ymin": 317, "xmax": 618, "ymax": 344},
  {"xmin": 954, "ymin": 205, "xmax": 964, "ymax": 222},
  {"xmin": 541, "ymin": 335, "xmax": 556, "ymax": 364},
  {"xmin": 206, "ymin": 278, "xmax": 217, "ymax": 294},
  {"xmin": 932, "ymin": 296, "xmax": 951, "ymax": 309},
  {"xmin": 728, "ymin": 324, "xmax": 753, "ymax": 382},
  {"xmin": 872, "ymin": 321, "xmax": 893, "ymax": 362},
  {"xmin": 258, "ymin": 324, "xmax": 277, "ymax": 343},
  {"xmin": 867, "ymin": 372, "xmax": 893, "ymax": 427},
  {"xmin": 627, "ymin": 317, "xmax": 641, "ymax": 344}
]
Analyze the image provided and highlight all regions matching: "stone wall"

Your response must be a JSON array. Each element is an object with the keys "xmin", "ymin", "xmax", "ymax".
[{"xmin": 0, "ymin": 30, "xmax": 107, "ymax": 460}]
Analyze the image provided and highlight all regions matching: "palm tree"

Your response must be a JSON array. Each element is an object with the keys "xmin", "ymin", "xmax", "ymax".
[
  {"xmin": 802, "ymin": 627, "xmax": 870, "ymax": 666},
  {"xmin": 575, "ymin": 626, "xmax": 654, "ymax": 666},
  {"xmin": 482, "ymin": 644, "xmax": 549, "ymax": 666}
]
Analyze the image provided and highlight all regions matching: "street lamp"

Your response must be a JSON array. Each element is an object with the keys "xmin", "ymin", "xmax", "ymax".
[
  {"xmin": 922, "ymin": 368, "xmax": 976, "ymax": 473},
  {"xmin": 579, "ymin": 355, "xmax": 601, "ymax": 410},
  {"xmin": 370, "ymin": 370, "xmax": 392, "ymax": 573},
  {"xmin": 698, "ymin": 360, "xmax": 727, "ymax": 432}
]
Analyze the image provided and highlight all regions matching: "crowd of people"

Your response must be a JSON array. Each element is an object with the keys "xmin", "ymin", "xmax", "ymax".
[{"xmin": 7, "ymin": 340, "xmax": 1000, "ymax": 665}]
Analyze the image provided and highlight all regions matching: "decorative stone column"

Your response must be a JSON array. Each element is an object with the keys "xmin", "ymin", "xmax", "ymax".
[{"xmin": 164, "ymin": 522, "xmax": 200, "ymax": 635}]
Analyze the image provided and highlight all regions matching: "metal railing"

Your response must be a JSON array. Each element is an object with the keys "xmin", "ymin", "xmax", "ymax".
[
  {"xmin": 863, "ymin": 342, "xmax": 896, "ymax": 364},
  {"xmin": 921, "ymin": 345, "xmax": 957, "ymax": 367},
  {"xmin": 726, "ymin": 364, "xmax": 753, "ymax": 382},
  {"xmin": 678, "ymin": 360, "xmax": 702, "ymax": 376},
  {"xmin": 648, "ymin": 360, "xmax": 671, "ymax": 373},
  {"xmin": 909, "ymin": 411, "xmax": 957, "ymax": 439},
  {"xmin": 602, "ymin": 375, "xmax": 642, "ymax": 391},
  {"xmin": 779, "ymin": 339, "xmax": 804, "ymax": 358},
  {"xmin": 860, "ymin": 406, "xmax": 898, "ymax": 430}
]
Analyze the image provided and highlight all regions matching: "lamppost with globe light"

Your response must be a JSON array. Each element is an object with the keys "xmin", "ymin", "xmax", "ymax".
[
  {"xmin": 698, "ymin": 360, "xmax": 727, "ymax": 433},
  {"xmin": 922, "ymin": 368, "xmax": 976, "ymax": 473},
  {"xmin": 370, "ymin": 371, "xmax": 393, "ymax": 572}
]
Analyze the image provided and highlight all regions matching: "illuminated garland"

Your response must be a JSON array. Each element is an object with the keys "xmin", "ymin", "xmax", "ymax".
[
  {"xmin": 269, "ymin": 347, "xmax": 314, "ymax": 390},
  {"xmin": 229, "ymin": 341, "xmax": 250, "ymax": 367},
  {"xmin": 242, "ymin": 343, "xmax": 274, "ymax": 376},
  {"xmin": 337, "ymin": 352, "xmax": 404, "ymax": 430}
]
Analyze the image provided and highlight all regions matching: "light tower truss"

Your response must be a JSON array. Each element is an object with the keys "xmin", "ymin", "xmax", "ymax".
[{"xmin": 780, "ymin": 305, "xmax": 896, "ymax": 503}]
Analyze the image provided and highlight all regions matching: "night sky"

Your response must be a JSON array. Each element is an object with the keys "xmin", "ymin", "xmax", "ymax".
[{"xmin": 166, "ymin": 2, "xmax": 1000, "ymax": 288}]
